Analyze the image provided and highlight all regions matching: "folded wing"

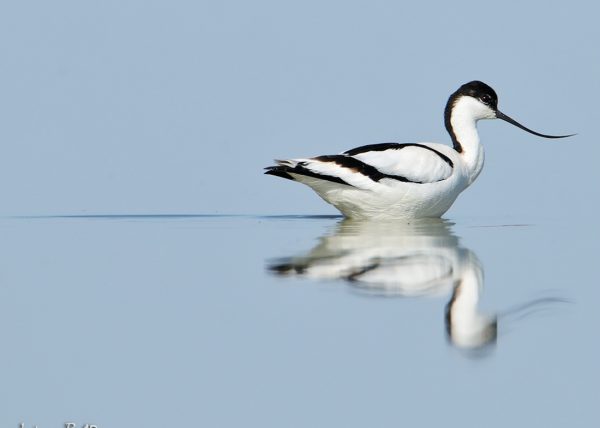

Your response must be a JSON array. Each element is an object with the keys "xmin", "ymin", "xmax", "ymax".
[
  {"xmin": 344, "ymin": 143, "xmax": 454, "ymax": 184},
  {"xmin": 265, "ymin": 143, "xmax": 454, "ymax": 189}
]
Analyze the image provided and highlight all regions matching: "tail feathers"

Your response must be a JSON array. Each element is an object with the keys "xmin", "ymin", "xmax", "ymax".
[
  {"xmin": 264, "ymin": 159, "xmax": 301, "ymax": 180},
  {"xmin": 274, "ymin": 159, "xmax": 296, "ymax": 167},
  {"xmin": 264, "ymin": 159, "xmax": 351, "ymax": 186},
  {"xmin": 264, "ymin": 165, "xmax": 296, "ymax": 181}
]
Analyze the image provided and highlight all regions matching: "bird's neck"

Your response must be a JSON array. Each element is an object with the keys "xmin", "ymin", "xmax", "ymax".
[{"xmin": 445, "ymin": 100, "xmax": 485, "ymax": 184}]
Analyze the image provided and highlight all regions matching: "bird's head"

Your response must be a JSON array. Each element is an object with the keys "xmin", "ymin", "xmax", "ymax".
[{"xmin": 445, "ymin": 80, "xmax": 574, "ymax": 139}]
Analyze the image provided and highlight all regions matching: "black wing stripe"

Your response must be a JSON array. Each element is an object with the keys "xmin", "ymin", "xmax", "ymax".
[
  {"xmin": 344, "ymin": 143, "xmax": 454, "ymax": 168},
  {"xmin": 314, "ymin": 155, "xmax": 419, "ymax": 183},
  {"xmin": 264, "ymin": 165, "xmax": 352, "ymax": 186}
]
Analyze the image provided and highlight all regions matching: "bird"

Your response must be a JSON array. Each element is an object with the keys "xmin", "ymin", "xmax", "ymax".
[{"xmin": 265, "ymin": 81, "xmax": 573, "ymax": 219}]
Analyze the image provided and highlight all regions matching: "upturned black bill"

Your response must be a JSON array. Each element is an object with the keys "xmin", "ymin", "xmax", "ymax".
[{"xmin": 496, "ymin": 111, "xmax": 574, "ymax": 139}]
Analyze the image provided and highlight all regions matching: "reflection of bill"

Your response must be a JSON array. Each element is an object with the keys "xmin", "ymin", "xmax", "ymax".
[{"xmin": 268, "ymin": 219, "xmax": 565, "ymax": 354}]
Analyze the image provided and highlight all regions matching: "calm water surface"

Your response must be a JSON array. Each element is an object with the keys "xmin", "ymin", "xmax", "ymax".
[{"xmin": 0, "ymin": 215, "xmax": 597, "ymax": 427}]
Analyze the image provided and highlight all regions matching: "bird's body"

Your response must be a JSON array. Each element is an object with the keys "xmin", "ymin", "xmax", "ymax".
[
  {"xmin": 268, "ymin": 142, "xmax": 468, "ymax": 219},
  {"xmin": 265, "ymin": 81, "xmax": 572, "ymax": 219}
]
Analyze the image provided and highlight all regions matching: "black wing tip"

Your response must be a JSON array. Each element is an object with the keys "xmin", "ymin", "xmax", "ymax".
[
  {"xmin": 265, "ymin": 162, "xmax": 352, "ymax": 186},
  {"xmin": 264, "ymin": 166, "xmax": 296, "ymax": 181}
]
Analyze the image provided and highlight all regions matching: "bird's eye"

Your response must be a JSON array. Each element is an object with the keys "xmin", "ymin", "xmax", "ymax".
[{"xmin": 480, "ymin": 95, "xmax": 492, "ymax": 104}]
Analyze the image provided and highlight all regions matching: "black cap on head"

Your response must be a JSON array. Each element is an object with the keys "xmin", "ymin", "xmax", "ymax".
[
  {"xmin": 453, "ymin": 80, "xmax": 498, "ymax": 110},
  {"xmin": 444, "ymin": 80, "xmax": 499, "ymax": 151}
]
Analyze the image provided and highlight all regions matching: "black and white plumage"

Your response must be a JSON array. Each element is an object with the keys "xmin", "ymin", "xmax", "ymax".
[
  {"xmin": 265, "ymin": 81, "xmax": 573, "ymax": 219},
  {"xmin": 268, "ymin": 219, "xmax": 566, "ymax": 351}
]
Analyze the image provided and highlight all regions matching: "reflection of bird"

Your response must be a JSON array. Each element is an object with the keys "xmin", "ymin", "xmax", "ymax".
[
  {"xmin": 270, "ymin": 220, "xmax": 461, "ymax": 297},
  {"xmin": 265, "ymin": 81, "xmax": 573, "ymax": 219},
  {"xmin": 269, "ymin": 219, "xmax": 565, "ymax": 352}
]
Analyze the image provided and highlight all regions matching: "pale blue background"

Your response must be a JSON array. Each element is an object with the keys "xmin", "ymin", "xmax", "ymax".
[
  {"xmin": 0, "ymin": 0, "xmax": 597, "ymax": 218},
  {"xmin": 0, "ymin": 1, "xmax": 599, "ymax": 427}
]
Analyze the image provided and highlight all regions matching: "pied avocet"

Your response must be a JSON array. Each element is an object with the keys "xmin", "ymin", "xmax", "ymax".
[{"xmin": 265, "ymin": 81, "xmax": 573, "ymax": 219}]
